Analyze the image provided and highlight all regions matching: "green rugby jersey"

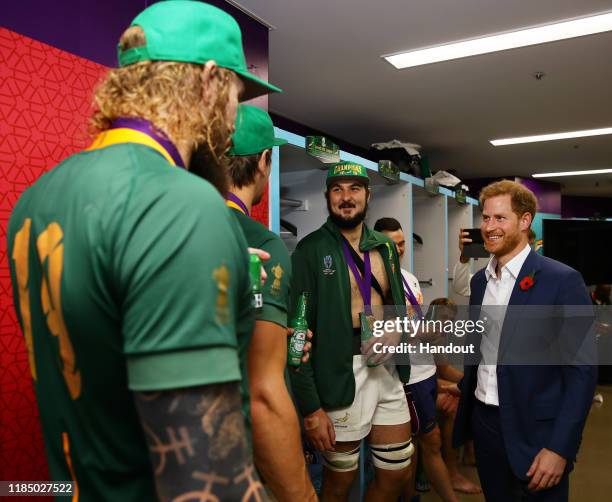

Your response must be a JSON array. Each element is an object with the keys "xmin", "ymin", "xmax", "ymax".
[
  {"xmin": 7, "ymin": 142, "xmax": 254, "ymax": 500},
  {"xmin": 229, "ymin": 207, "xmax": 292, "ymax": 329}
]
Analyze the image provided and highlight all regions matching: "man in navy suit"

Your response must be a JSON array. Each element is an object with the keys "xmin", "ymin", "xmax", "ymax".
[{"xmin": 453, "ymin": 180, "xmax": 597, "ymax": 501}]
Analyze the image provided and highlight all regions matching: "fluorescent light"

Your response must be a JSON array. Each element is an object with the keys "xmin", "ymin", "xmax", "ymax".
[
  {"xmin": 490, "ymin": 127, "xmax": 612, "ymax": 146},
  {"xmin": 533, "ymin": 168, "xmax": 612, "ymax": 178},
  {"xmin": 384, "ymin": 11, "xmax": 612, "ymax": 69}
]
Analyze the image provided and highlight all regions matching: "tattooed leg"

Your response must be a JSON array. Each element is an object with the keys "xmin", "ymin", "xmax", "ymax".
[{"xmin": 134, "ymin": 382, "xmax": 268, "ymax": 502}]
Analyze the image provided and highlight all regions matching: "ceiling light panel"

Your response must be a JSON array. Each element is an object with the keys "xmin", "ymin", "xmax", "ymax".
[
  {"xmin": 532, "ymin": 168, "xmax": 612, "ymax": 178},
  {"xmin": 385, "ymin": 11, "xmax": 612, "ymax": 69},
  {"xmin": 490, "ymin": 127, "xmax": 612, "ymax": 146}
]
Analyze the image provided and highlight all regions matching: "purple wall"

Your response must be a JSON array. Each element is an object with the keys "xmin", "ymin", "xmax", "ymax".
[
  {"xmin": 4, "ymin": 0, "xmax": 269, "ymax": 106},
  {"xmin": 466, "ymin": 176, "xmax": 562, "ymax": 214},
  {"xmin": 515, "ymin": 177, "xmax": 562, "ymax": 215},
  {"xmin": 3, "ymin": 0, "xmax": 143, "ymax": 67},
  {"xmin": 562, "ymin": 195, "xmax": 612, "ymax": 219}
]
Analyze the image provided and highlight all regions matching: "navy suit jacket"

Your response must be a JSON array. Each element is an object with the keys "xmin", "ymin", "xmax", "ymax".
[{"xmin": 453, "ymin": 250, "xmax": 597, "ymax": 479}]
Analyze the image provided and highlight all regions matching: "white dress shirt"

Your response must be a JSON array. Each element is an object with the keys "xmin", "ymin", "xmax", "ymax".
[
  {"xmin": 475, "ymin": 244, "xmax": 531, "ymax": 406},
  {"xmin": 452, "ymin": 260, "xmax": 472, "ymax": 297}
]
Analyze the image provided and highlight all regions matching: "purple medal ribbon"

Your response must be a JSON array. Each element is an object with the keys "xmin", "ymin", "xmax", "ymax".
[
  {"xmin": 111, "ymin": 117, "xmax": 185, "ymax": 168},
  {"xmin": 226, "ymin": 193, "xmax": 250, "ymax": 217},
  {"xmin": 341, "ymin": 240, "xmax": 372, "ymax": 315},
  {"xmin": 402, "ymin": 275, "xmax": 424, "ymax": 319}
]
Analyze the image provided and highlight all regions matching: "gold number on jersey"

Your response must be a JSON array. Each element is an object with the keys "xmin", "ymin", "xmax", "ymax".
[
  {"xmin": 37, "ymin": 223, "xmax": 81, "ymax": 399},
  {"xmin": 11, "ymin": 220, "xmax": 81, "ymax": 399},
  {"xmin": 12, "ymin": 218, "xmax": 36, "ymax": 381}
]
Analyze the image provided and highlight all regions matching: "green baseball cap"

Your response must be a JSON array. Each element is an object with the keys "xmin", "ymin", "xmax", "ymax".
[
  {"xmin": 326, "ymin": 161, "xmax": 370, "ymax": 187},
  {"xmin": 117, "ymin": 0, "xmax": 281, "ymax": 101},
  {"xmin": 230, "ymin": 105, "xmax": 287, "ymax": 156}
]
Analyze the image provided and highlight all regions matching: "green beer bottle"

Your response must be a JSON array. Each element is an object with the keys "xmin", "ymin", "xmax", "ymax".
[
  {"xmin": 249, "ymin": 253, "xmax": 263, "ymax": 311},
  {"xmin": 288, "ymin": 292, "xmax": 309, "ymax": 367}
]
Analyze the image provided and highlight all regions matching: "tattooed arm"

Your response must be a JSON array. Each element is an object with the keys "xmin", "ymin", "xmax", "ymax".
[{"xmin": 134, "ymin": 382, "xmax": 268, "ymax": 502}]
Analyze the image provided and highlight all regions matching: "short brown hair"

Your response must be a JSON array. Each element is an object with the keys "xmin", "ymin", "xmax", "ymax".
[
  {"xmin": 374, "ymin": 217, "xmax": 402, "ymax": 233},
  {"xmin": 479, "ymin": 180, "xmax": 537, "ymax": 221},
  {"xmin": 429, "ymin": 297, "xmax": 458, "ymax": 319},
  {"xmin": 430, "ymin": 297, "xmax": 457, "ymax": 311},
  {"xmin": 228, "ymin": 149, "xmax": 271, "ymax": 188}
]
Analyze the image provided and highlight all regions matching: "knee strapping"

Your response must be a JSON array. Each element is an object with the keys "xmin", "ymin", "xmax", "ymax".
[
  {"xmin": 370, "ymin": 440, "xmax": 415, "ymax": 471},
  {"xmin": 321, "ymin": 445, "xmax": 360, "ymax": 472}
]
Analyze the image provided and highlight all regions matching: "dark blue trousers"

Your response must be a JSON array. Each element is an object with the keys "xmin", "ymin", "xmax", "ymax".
[{"xmin": 472, "ymin": 400, "xmax": 569, "ymax": 502}]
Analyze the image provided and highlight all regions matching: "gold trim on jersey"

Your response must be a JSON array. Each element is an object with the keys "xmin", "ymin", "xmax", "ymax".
[
  {"xmin": 226, "ymin": 199, "xmax": 247, "ymax": 215},
  {"xmin": 86, "ymin": 128, "xmax": 177, "ymax": 166}
]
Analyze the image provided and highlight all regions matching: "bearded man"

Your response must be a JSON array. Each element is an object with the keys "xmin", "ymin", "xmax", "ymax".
[
  {"xmin": 288, "ymin": 162, "xmax": 415, "ymax": 501},
  {"xmin": 453, "ymin": 180, "xmax": 596, "ymax": 502}
]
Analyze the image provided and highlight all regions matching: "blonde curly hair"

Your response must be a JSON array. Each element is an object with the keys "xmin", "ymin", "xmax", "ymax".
[{"xmin": 90, "ymin": 26, "xmax": 234, "ymax": 163}]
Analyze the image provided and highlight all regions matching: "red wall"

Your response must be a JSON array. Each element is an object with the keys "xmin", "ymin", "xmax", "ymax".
[{"xmin": 0, "ymin": 27, "xmax": 107, "ymax": 481}]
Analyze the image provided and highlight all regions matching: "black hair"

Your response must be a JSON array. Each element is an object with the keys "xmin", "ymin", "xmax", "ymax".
[{"xmin": 374, "ymin": 217, "xmax": 402, "ymax": 233}]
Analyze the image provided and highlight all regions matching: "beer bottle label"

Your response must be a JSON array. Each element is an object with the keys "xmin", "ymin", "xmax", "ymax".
[
  {"xmin": 288, "ymin": 292, "xmax": 309, "ymax": 368},
  {"xmin": 252, "ymin": 292, "xmax": 263, "ymax": 309},
  {"xmin": 291, "ymin": 330, "xmax": 306, "ymax": 351},
  {"xmin": 288, "ymin": 327, "xmax": 306, "ymax": 366}
]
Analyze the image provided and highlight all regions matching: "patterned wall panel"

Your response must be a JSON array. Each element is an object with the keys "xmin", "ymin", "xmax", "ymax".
[
  {"xmin": 251, "ymin": 186, "xmax": 269, "ymax": 225},
  {"xmin": 0, "ymin": 27, "xmax": 106, "ymax": 481}
]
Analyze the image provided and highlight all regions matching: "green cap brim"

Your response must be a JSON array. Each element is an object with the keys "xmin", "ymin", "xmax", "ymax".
[
  {"xmin": 326, "ymin": 176, "xmax": 369, "ymax": 187},
  {"xmin": 234, "ymin": 67, "xmax": 283, "ymax": 102},
  {"xmin": 272, "ymin": 137, "xmax": 289, "ymax": 147},
  {"xmin": 230, "ymin": 137, "xmax": 288, "ymax": 156}
]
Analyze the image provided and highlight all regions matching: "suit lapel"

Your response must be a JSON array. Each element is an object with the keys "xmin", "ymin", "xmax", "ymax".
[
  {"xmin": 466, "ymin": 270, "xmax": 488, "ymax": 365},
  {"xmin": 470, "ymin": 269, "xmax": 488, "ymax": 307},
  {"xmin": 500, "ymin": 251, "xmax": 542, "ymax": 355},
  {"xmin": 507, "ymin": 250, "xmax": 541, "ymax": 306}
]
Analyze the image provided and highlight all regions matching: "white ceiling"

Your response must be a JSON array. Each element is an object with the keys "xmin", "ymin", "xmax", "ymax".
[{"xmin": 237, "ymin": 0, "xmax": 612, "ymax": 196}]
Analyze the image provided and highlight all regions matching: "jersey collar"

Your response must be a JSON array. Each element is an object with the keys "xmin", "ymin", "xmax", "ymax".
[
  {"xmin": 226, "ymin": 193, "xmax": 250, "ymax": 217},
  {"xmin": 86, "ymin": 117, "xmax": 185, "ymax": 168}
]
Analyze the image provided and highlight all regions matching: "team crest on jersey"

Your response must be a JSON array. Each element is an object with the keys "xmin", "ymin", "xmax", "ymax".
[
  {"xmin": 213, "ymin": 263, "xmax": 230, "ymax": 324},
  {"xmin": 322, "ymin": 255, "xmax": 335, "ymax": 276},
  {"xmin": 270, "ymin": 263, "xmax": 284, "ymax": 296},
  {"xmin": 333, "ymin": 412, "xmax": 351, "ymax": 428}
]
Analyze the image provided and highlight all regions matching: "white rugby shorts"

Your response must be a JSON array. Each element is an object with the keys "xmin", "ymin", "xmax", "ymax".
[{"xmin": 326, "ymin": 355, "xmax": 410, "ymax": 442}]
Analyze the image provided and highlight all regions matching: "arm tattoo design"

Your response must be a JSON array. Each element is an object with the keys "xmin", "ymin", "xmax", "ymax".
[{"xmin": 134, "ymin": 382, "xmax": 268, "ymax": 502}]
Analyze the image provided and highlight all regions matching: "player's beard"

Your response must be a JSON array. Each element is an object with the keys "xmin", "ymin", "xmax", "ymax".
[
  {"xmin": 486, "ymin": 225, "xmax": 523, "ymax": 258},
  {"xmin": 327, "ymin": 197, "xmax": 368, "ymax": 229},
  {"xmin": 188, "ymin": 99, "xmax": 234, "ymax": 195}
]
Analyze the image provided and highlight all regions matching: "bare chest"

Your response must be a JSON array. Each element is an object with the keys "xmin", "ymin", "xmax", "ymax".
[{"xmin": 348, "ymin": 248, "xmax": 390, "ymax": 325}]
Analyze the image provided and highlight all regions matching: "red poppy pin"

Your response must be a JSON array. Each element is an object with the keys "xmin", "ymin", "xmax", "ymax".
[{"xmin": 519, "ymin": 270, "xmax": 537, "ymax": 291}]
